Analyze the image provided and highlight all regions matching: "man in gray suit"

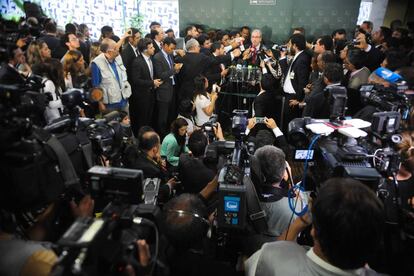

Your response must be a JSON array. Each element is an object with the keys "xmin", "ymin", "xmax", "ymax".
[{"xmin": 153, "ymin": 37, "xmax": 183, "ymax": 138}]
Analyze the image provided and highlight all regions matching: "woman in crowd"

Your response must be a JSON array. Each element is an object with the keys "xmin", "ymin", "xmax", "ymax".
[
  {"xmin": 395, "ymin": 131, "xmax": 414, "ymax": 210},
  {"xmin": 177, "ymin": 99, "xmax": 196, "ymax": 135},
  {"xmin": 62, "ymin": 50, "xmax": 86, "ymax": 89},
  {"xmin": 160, "ymin": 118, "xmax": 189, "ymax": 169},
  {"xmin": 32, "ymin": 58, "xmax": 66, "ymax": 124},
  {"xmin": 193, "ymin": 75, "xmax": 218, "ymax": 127},
  {"xmin": 89, "ymin": 41, "xmax": 102, "ymax": 62},
  {"xmin": 26, "ymin": 39, "xmax": 51, "ymax": 67}
]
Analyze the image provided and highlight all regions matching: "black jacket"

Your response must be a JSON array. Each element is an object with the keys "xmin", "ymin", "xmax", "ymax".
[
  {"xmin": 153, "ymin": 51, "xmax": 176, "ymax": 103},
  {"xmin": 253, "ymin": 90, "xmax": 276, "ymax": 119},
  {"xmin": 178, "ymin": 154, "xmax": 215, "ymax": 194},
  {"xmin": 121, "ymin": 43, "xmax": 140, "ymax": 82},
  {"xmin": 123, "ymin": 145, "xmax": 171, "ymax": 202},
  {"xmin": 177, "ymin": 52, "xmax": 231, "ymax": 100},
  {"xmin": 130, "ymin": 56, "xmax": 156, "ymax": 134},
  {"xmin": 280, "ymin": 51, "xmax": 311, "ymax": 101}
]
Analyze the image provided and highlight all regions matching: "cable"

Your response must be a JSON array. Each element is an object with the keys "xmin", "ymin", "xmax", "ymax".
[{"xmin": 286, "ymin": 135, "xmax": 320, "ymax": 219}]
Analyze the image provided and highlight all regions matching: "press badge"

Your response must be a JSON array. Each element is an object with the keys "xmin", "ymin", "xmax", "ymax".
[{"xmin": 290, "ymin": 72, "xmax": 295, "ymax": 79}]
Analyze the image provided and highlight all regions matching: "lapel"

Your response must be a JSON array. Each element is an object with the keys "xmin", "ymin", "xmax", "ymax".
[{"xmin": 141, "ymin": 55, "xmax": 152, "ymax": 80}]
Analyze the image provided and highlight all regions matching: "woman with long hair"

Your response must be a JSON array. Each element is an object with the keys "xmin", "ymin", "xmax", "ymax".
[
  {"xmin": 89, "ymin": 41, "xmax": 102, "ymax": 62},
  {"xmin": 193, "ymin": 75, "xmax": 218, "ymax": 126},
  {"xmin": 160, "ymin": 118, "xmax": 189, "ymax": 168},
  {"xmin": 32, "ymin": 58, "xmax": 66, "ymax": 124},
  {"xmin": 395, "ymin": 131, "xmax": 414, "ymax": 210},
  {"xmin": 62, "ymin": 50, "xmax": 86, "ymax": 88},
  {"xmin": 27, "ymin": 39, "xmax": 51, "ymax": 66}
]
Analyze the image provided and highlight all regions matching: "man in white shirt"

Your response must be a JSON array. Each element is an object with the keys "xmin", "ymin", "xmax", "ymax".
[{"xmin": 279, "ymin": 33, "xmax": 311, "ymax": 132}]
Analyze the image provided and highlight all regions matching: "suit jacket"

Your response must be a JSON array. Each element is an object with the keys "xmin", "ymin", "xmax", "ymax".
[
  {"xmin": 245, "ymin": 44, "xmax": 266, "ymax": 67},
  {"xmin": 302, "ymin": 84, "xmax": 328, "ymax": 119},
  {"xmin": 363, "ymin": 45, "xmax": 383, "ymax": 72},
  {"xmin": 347, "ymin": 67, "xmax": 370, "ymax": 115},
  {"xmin": 177, "ymin": 52, "xmax": 231, "ymax": 100},
  {"xmin": 253, "ymin": 91, "xmax": 276, "ymax": 118},
  {"xmin": 153, "ymin": 51, "xmax": 175, "ymax": 102},
  {"xmin": 123, "ymin": 145, "xmax": 171, "ymax": 203},
  {"xmin": 0, "ymin": 64, "xmax": 25, "ymax": 85},
  {"xmin": 178, "ymin": 154, "xmax": 215, "ymax": 194},
  {"xmin": 280, "ymin": 51, "xmax": 311, "ymax": 101},
  {"xmin": 130, "ymin": 56, "xmax": 155, "ymax": 133},
  {"xmin": 153, "ymin": 40, "xmax": 161, "ymax": 54},
  {"xmin": 121, "ymin": 43, "xmax": 140, "ymax": 82},
  {"xmin": 205, "ymin": 58, "xmax": 224, "ymax": 88}
]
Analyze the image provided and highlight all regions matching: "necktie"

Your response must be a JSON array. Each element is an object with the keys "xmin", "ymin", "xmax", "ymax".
[
  {"xmin": 252, "ymin": 47, "xmax": 257, "ymax": 64},
  {"xmin": 148, "ymin": 58, "xmax": 153, "ymax": 79},
  {"xmin": 168, "ymin": 55, "xmax": 176, "ymax": 85},
  {"xmin": 167, "ymin": 54, "xmax": 173, "ymax": 69}
]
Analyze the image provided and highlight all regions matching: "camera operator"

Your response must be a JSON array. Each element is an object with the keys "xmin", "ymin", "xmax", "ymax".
[
  {"xmin": 246, "ymin": 117, "xmax": 288, "ymax": 154},
  {"xmin": 245, "ymin": 178, "xmax": 384, "ymax": 276},
  {"xmin": 178, "ymin": 127, "xmax": 224, "ymax": 194},
  {"xmin": 123, "ymin": 126, "xmax": 176, "ymax": 202},
  {"xmin": 252, "ymin": 145, "xmax": 299, "ymax": 238},
  {"xmin": 303, "ymin": 62, "xmax": 343, "ymax": 119},
  {"xmin": 0, "ymin": 194, "xmax": 94, "ymax": 276},
  {"xmin": 161, "ymin": 193, "xmax": 236, "ymax": 276}
]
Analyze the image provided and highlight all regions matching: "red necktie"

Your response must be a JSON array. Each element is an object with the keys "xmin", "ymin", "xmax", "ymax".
[{"xmin": 251, "ymin": 47, "xmax": 257, "ymax": 64}]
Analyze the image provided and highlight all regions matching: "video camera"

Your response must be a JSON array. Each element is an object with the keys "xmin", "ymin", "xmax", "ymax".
[
  {"xmin": 204, "ymin": 110, "xmax": 265, "ymax": 232},
  {"xmin": 360, "ymin": 83, "xmax": 411, "ymax": 121}
]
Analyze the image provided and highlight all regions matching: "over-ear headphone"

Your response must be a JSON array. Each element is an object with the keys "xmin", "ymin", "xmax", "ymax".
[{"xmin": 165, "ymin": 209, "xmax": 210, "ymax": 237}]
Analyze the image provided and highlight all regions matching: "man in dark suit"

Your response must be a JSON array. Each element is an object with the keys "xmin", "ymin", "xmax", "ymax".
[
  {"xmin": 39, "ymin": 22, "xmax": 61, "ymax": 59},
  {"xmin": 242, "ymin": 29, "xmax": 266, "ymax": 67},
  {"xmin": 204, "ymin": 42, "xmax": 230, "ymax": 89},
  {"xmin": 0, "ymin": 45, "xmax": 26, "ymax": 85},
  {"xmin": 129, "ymin": 38, "xmax": 163, "ymax": 136},
  {"xmin": 151, "ymin": 26, "xmax": 164, "ymax": 55},
  {"xmin": 355, "ymin": 32, "xmax": 383, "ymax": 71},
  {"xmin": 121, "ymin": 28, "xmax": 141, "ymax": 82},
  {"xmin": 153, "ymin": 37, "xmax": 183, "ymax": 138},
  {"xmin": 177, "ymin": 39, "xmax": 241, "ymax": 102},
  {"xmin": 123, "ymin": 127, "xmax": 175, "ymax": 203},
  {"xmin": 303, "ymin": 63, "xmax": 343, "ymax": 119},
  {"xmin": 178, "ymin": 130, "xmax": 215, "ymax": 194},
  {"xmin": 280, "ymin": 33, "xmax": 311, "ymax": 132}
]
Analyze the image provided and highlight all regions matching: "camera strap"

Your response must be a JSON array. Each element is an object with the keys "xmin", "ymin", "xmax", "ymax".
[
  {"xmin": 244, "ymin": 176, "xmax": 268, "ymax": 233},
  {"xmin": 33, "ymin": 128, "xmax": 80, "ymax": 188},
  {"xmin": 75, "ymin": 130, "xmax": 93, "ymax": 169}
]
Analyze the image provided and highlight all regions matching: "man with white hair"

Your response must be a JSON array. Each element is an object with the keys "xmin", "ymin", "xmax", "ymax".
[
  {"xmin": 91, "ymin": 38, "xmax": 132, "ymax": 112},
  {"xmin": 176, "ymin": 38, "xmax": 241, "ymax": 103},
  {"xmin": 242, "ymin": 29, "xmax": 265, "ymax": 66}
]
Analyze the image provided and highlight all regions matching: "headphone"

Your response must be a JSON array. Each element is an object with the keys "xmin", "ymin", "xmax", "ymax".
[{"xmin": 165, "ymin": 209, "xmax": 210, "ymax": 237}]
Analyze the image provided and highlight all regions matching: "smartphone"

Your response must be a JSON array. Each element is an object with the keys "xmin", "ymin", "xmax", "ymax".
[{"xmin": 255, "ymin": 117, "xmax": 266, "ymax": 124}]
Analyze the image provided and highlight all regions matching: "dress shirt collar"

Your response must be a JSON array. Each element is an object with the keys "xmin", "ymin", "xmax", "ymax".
[
  {"xmin": 154, "ymin": 40, "xmax": 162, "ymax": 49},
  {"xmin": 350, "ymin": 67, "xmax": 365, "ymax": 78},
  {"xmin": 326, "ymin": 82, "xmax": 341, "ymax": 88},
  {"xmin": 129, "ymin": 42, "xmax": 138, "ymax": 55},
  {"xmin": 306, "ymin": 248, "xmax": 365, "ymax": 276},
  {"xmin": 292, "ymin": 50, "xmax": 304, "ymax": 63}
]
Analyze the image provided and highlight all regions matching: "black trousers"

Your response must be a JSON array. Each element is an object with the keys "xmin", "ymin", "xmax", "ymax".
[
  {"xmin": 157, "ymin": 101, "xmax": 171, "ymax": 139},
  {"xmin": 281, "ymin": 93, "xmax": 301, "ymax": 135}
]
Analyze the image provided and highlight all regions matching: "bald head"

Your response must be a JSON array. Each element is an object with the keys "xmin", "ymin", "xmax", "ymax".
[{"xmin": 101, "ymin": 38, "xmax": 118, "ymax": 60}]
